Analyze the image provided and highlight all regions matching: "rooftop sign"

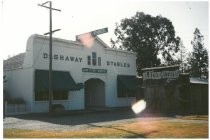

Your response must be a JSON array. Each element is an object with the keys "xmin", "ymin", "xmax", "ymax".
[
  {"xmin": 76, "ymin": 27, "xmax": 108, "ymax": 41},
  {"xmin": 142, "ymin": 65, "xmax": 180, "ymax": 84},
  {"xmin": 91, "ymin": 27, "xmax": 108, "ymax": 37},
  {"xmin": 143, "ymin": 70, "xmax": 180, "ymax": 80}
]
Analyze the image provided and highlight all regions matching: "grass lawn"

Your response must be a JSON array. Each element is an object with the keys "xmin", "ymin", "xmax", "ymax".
[{"xmin": 4, "ymin": 116, "xmax": 208, "ymax": 138}]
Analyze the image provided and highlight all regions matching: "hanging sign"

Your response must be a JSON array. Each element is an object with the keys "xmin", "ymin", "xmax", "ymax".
[
  {"xmin": 82, "ymin": 68, "xmax": 107, "ymax": 73},
  {"xmin": 143, "ymin": 70, "xmax": 180, "ymax": 80}
]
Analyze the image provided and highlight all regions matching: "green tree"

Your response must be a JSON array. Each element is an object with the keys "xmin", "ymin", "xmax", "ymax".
[
  {"xmin": 111, "ymin": 12, "xmax": 180, "ymax": 75},
  {"xmin": 189, "ymin": 28, "xmax": 208, "ymax": 78},
  {"xmin": 178, "ymin": 39, "xmax": 188, "ymax": 73}
]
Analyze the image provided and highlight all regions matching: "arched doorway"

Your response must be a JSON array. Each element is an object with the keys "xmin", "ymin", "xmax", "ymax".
[{"xmin": 84, "ymin": 78, "xmax": 105, "ymax": 108}]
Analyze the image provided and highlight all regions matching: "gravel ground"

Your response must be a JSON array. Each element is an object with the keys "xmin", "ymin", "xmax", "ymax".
[
  {"xmin": 4, "ymin": 109, "xmax": 137, "ymax": 131},
  {"xmin": 3, "ymin": 109, "xmax": 208, "ymax": 131}
]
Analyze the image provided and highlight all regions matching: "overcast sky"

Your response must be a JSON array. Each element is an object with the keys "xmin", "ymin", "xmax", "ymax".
[{"xmin": 1, "ymin": 0, "xmax": 209, "ymax": 60}]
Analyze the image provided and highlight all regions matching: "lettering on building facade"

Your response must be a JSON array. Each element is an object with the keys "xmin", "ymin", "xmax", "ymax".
[
  {"xmin": 43, "ymin": 53, "xmax": 82, "ymax": 63},
  {"xmin": 43, "ymin": 53, "xmax": 131, "ymax": 69},
  {"xmin": 106, "ymin": 61, "xmax": 130, "ymax": 68},
  {"xmin": 143, "ymin": 70, "xmax": 180, "ymax": 81}
]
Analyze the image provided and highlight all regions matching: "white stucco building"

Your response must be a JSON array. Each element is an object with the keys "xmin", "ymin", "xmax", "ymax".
[{"xmin": 4, "ymin": 34, "xmax": 137, "ymax": 113}]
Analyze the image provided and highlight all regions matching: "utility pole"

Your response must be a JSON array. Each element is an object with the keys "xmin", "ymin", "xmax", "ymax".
[
  {"xmin": 180, "ymin": 45, "xmax": 183, "ymax": 73},
  {"xmin": 38, "ymin": 1, "xmax": 61, "ymax": 113}
]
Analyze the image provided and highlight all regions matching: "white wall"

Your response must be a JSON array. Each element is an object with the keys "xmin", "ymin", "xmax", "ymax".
[
  {"xmin": 104, "ymin": 49, "xmax": 136, "ymax": 107},
  {"xmin": 33, "ymin": 90, "xmax": 84, "ymax": 112},
  {"xmin": 4, "ymin": 68, "xmax": 34, "ymax": 112},
  {"xmin": 30, "ymin": 35, "xmax": 137, "ymax": 108},
  {"xmin": 68, "ymin": 90, "xmax": 84, "ymax": 110},
  {"xmin": 14, "ymin": 34, "xmax": 137, "ymax": 112},
  {"xmin": 105, "ymin": 74, "xmax": 136, "ymax": 107}
]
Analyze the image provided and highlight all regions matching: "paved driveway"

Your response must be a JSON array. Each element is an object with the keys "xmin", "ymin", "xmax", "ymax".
[{"xmin": 4, "ymin": 109, "xmax": 207, "ymax": 131}]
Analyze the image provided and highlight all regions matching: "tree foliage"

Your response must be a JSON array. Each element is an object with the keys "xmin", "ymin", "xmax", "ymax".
[
  {"xmin": 111, "ymin": 12, "xmax": 180, "ymax": 75},
  {"xmin": 178, "ymin": 39, "xmax": 188, "ymax": 73},
  {"xmin": 188, "ymin": 28, "xmax": 208, "ymax": 78}
]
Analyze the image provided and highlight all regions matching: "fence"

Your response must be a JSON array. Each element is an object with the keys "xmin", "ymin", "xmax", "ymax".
[{"xmin": 5, "ymin": 102, "xmax": 29, "ymax": 115}]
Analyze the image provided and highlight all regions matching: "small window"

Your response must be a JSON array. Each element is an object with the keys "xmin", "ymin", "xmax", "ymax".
[
  {"xmin": 87, "ymin": 56, "xmax": 91, "ymax": 65},
  {"xmin": 35, "ymin": 91, "xmax": 68, "ymax": 101},
  {"xmin": 35, "ymin": 91, "xmax": 48, "ymax": 101},
  {"xmin": 117, "ymin": 79, "xmax": 135, "ymax": 98},
  {"xmin": 53, "ymin": 91, "xmax": 68, "ymax": 100},
  {"xmin": 117, "ymin": 87, "xmax": 135, "ymax": 97},
  {"xmin": 98, "ymin": 57, "xmax": 101, "ymax": 66},
  {"xmin": 92, "ymin": 52, "xmax": 97, "ymax": 66},
  {"xmin": 107, "ymin": 61, "xmax": 110, "ymax": 65}
]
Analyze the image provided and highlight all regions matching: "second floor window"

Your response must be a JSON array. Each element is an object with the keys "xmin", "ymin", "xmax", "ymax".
[
  {"xmin": 98, "ymin": 57, "xmax": 101, "ymax": 66},
  {"xmin": 87, "ymin": 56, "xmax": 91, "ymax": 65},
  {"xmin": 92, "ymin": 52, "xmax": 97, "ymax": 66}
]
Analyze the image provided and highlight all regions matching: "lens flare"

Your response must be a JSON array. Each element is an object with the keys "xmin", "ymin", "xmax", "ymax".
[
  {"xmin": 131, "ymin": 100, "xmax": 146, "ymax": 114},
  {"xmin": 76, "ymin": 33, "xmax": 94, "ymax": 48}
]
